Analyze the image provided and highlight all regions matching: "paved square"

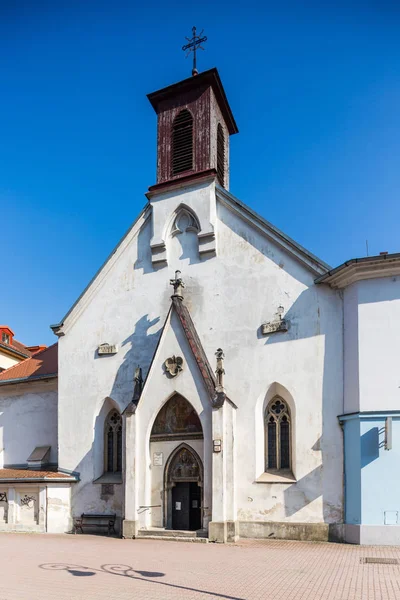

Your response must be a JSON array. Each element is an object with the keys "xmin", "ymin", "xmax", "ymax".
[{"xmin": 1, "ymin": 533, "xmax": 400, "ymax": 599}]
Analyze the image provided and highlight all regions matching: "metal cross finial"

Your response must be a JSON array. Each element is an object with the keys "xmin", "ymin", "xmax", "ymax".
[
  {"xmin": 170, "ymin": 270, "xmax": 185, "ymax": 299},
  {"xmin": 182, "ymin": 26, "xmax": 207, "ymax": 76}
]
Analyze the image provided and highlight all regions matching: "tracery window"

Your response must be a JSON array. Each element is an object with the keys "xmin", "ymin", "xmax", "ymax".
[
  {"xmin": 172, "ymin": 109, "xmax": 193, "ymax": 175},
  {"xmin": 105, "ymin": 410, "xmax": 122, "ymax": 473},
  {"xmin": 265, "ymin": 397, "xmax": 291, "ymax": 471}
]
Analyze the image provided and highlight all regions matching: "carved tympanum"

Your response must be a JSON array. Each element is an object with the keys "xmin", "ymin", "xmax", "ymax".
[
  {"xmin": 169, "ymin": 447, "xmax": 200, "ymax": 481},
  {"xmin": 151, "ymin": 394, "xmax": 203, "ymax": 439}
]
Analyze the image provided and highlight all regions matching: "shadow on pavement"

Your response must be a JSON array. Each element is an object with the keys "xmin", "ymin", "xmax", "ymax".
[{"xmin": 39, "ymin": 563, "xmax": 245, "ymax": 599}]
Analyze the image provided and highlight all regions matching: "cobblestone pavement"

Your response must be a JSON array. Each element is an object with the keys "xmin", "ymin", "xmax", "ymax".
[{"xmin": 1, "ymin": 534, "xmax": 400, "ymax": 600}]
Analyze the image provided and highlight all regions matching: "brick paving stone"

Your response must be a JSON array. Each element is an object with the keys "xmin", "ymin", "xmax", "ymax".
[{"xmin": 1, "ymin": 533, "xmax": 400, "ymax": 599}]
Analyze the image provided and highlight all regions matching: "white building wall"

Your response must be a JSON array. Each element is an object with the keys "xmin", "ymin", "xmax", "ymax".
[
  {"xmin": 0, "ymin": 380, "xmax": 58, "ymax": 467},
  {"xmin": 57, "ymin": 180, "xmax": 344, "ymax": 530},
  {"xmin": 358, "ymin": 277, "xmax": 400, "ymax": 412},
  {"xmin": 47, "ymin": 484, "xmax": 72, "ymax": 533},
  {"xmin": 0, "ymin": 353, "xmax": 21, "ymax": 372}
]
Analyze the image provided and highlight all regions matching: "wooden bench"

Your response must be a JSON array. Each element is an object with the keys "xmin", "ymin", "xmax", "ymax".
[{"xmin": 73, "ymin": 513, "xmax": 117, "ymax": 536}]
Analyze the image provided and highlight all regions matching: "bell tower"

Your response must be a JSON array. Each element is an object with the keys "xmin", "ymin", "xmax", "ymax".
[{"xmin": 147, "ymin": 68, "xmax": 238, "ymax": 192}]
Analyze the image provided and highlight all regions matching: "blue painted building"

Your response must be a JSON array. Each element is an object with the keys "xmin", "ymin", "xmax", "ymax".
[{"xmin": 318, "ymin": 255, "xmax": 400, "ymax": 544}]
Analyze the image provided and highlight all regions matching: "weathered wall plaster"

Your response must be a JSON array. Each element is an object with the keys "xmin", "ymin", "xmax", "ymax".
[{"xmin": 57, "ymin": 179, "xmax": 344, "ymax": 534}]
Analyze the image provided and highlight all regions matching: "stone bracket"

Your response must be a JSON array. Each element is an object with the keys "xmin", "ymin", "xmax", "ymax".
[{"xmin": 261, "ymin": 319, "xmax": 288, "ymax": 335}]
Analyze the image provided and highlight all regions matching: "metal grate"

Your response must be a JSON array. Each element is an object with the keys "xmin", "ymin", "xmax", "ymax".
[
  {"xmin": 217, "ymin": 123, "xmax": 225, "ymax": 187},
  {"xmin": 362, "ymin": 557, "xmax": 399, "ymax": 565},
  {"xmin": 172, "ymin": 110, "xmax": 193, "ymax": 175}
]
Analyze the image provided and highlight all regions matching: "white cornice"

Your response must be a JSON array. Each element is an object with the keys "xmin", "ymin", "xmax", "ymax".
[{"xmin": 315, "ymin": 254, "xmax": 400, "ymax": 289}]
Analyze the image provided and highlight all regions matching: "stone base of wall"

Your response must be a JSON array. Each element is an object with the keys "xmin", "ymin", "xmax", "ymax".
[
  {"xmin": 345, "ymin": 524, "xmax": 400, "ymax": 546},
  {"xmin": 0, "ymin": 523, "xmax": 45, "ymax": 533},
  {"xmin": 122, "ymin": 519, "xmax": 139, "ymax": 539},
  {"xmin": 209, "ymin": 521, "xmax": 238, "ymax": 543},
  {"xmin": 238, "ymin": 521, "xmax": 345, "ymax": 543}
]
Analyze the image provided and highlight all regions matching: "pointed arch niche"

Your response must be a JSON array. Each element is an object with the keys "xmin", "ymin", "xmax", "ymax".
[
  {"xmin": 166, "ymin": 205, "xmax": 201, "ymax": 265},
  {"xmin": 255, "ymin": 382, "xmax": 296, "ymax": 483},
  {"xmin": 93, "ymin": 396, "xmax": 123, "ymax": 484},
  {"xmin": 149, "ymin": 394, "xmax": 204, "ymax": 529}
]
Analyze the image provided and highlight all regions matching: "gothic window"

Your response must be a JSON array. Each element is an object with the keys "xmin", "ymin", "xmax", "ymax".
[
  {"xmin": 265, "ymin": 397, "xmax": 291, "ymax": 471},
  {"xmin": 217, "ymin": 123, "xmax": 225, "ymax": 187},
  {"xmin": 172, "ymin": 110, "xmax": 193, "ymax": 176},
  {"xmin": 170, "ymin": 207, "xmax": 200, "ymax": 237},
  {"xmin": 105, "ymin": 410, "xmax": 122, "ymax": 473}
]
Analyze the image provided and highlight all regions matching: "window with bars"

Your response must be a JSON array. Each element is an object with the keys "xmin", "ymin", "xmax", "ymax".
[
  {"xmin": 104, "ymin": 410, "xmax": 122, "ymax": 473},
  {"xmin": 265, "ymin": 397, "xmax": 291, "ymax": 471},
  {"xmin": 217, "ymin": 123, "xmax": 225, "ymax": 187},
  {"xmin": 172, "ymin": 109, "xmax": 193, "ymax": 176}
]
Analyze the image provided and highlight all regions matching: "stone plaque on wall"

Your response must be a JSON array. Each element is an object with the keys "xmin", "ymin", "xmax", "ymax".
[
  {"xmin": 153, "ymin": 452, "xmax": 163, "ymax": 466},
  {"xmin": 98, "ymin": 343, "xmax": 118, "ymax": 355}
]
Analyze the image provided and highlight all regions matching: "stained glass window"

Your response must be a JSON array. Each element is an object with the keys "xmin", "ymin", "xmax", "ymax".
[
  {"xmin": 105, "ymin": 410, "xmax": 122, "ymax": 473},
  {"xmin": 265, "ymin": 397, "xmax": 291, "ymax": 471}
]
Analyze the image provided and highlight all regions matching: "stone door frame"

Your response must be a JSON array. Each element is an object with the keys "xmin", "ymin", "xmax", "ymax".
[{"xmin": 163, "ymin": 443, "xmax": 204, "ymax": 530}]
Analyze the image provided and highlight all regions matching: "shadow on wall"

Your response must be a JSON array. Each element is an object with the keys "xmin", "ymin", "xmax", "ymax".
[
  {"xmin": 361, "ymin": 427, "xmax": 380, "ymax": 467},
  {"xmin": 261, "ymin": 286, "xmax": 343, "ymax": 524},
  {"xmin": 108, "ymin": 314, "xmax": 161, "ymax": 407},
  {"xmin": 134, "ymin": 216, "xmax": 153, "ymax": 274},
  {"xmin": 68, "ymin": 313, "xmax": 162, "ymax": 524},
  {"xmin": 283, "ymin": 465, "xmax": 323, "ymax": 518}
]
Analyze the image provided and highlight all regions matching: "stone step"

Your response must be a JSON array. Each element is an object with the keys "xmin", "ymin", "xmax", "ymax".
[
  {"xmin": 138, "ymin": 528, "xmax": 207, "ymax": 538},
  {"xmin": 136, "ymin": 533, "xmax": 208, "ymax": 543}
]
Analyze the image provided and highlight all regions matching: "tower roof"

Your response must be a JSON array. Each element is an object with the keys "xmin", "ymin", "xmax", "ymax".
[{"xmin": 147, "ymin": 68, "xmax": 239, "ymax": 135}]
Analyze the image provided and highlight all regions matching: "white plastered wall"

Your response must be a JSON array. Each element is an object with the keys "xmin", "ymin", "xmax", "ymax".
[
  {"xmin": 357, "ymin": 277, "xmax": 400, "ymax": 411},
  {"xmin": 0, "ymin": 380, "xmax": 58, "ymax": 468},
  {"xmin": 0, "ymin": 353, "xmax": 21, "ymax": 372},
  {"xmin": 57, "ymin": 179, "xmax": 343, "ymax": 529}
]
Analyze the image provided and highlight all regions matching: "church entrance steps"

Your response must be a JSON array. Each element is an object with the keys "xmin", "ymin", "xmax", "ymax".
[{"xmin": 137, "ymin": 527, "xmax": 208, "ymax": 543}]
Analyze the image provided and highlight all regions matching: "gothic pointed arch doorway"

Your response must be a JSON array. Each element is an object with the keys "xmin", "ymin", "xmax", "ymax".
[
  {"xmin": 165, "ymin": 443, "xmax": 203, "ymax": 531},
  {"xmin": 150, "ymin": 393, "xmax": 204, "ymax": 531}
]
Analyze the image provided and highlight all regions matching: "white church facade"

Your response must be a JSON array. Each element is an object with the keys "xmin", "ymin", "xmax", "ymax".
[{"xmin": 0, "ymin": 68, "xmax": 399, "ymax": 545}]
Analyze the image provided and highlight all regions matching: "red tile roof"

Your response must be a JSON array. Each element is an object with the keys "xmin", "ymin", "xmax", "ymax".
[
  {"xmin": 0, "ymin": 468, "xmax": 75, "ymax": 481},
  {"xmin": 0, "ymin": 343, "xmax": 58, "ymax": 385},
  {"xmin": 0, "ymin": 338, "xmax": 32, "ymax": 359}
]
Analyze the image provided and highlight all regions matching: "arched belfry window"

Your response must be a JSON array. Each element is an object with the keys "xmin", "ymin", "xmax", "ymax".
[
  {"xmin": 265, "ymin": 397, "xmax": 291, "ymax": 471},
  {"xmin": 217, "ymin": 123, "xmax": 225, "ymax": 187},
  {"xmin": 105, "ymin": 410, "xmax": 122, "ymax": 473},
  {"xmin": 172, "ymin": 109, "xmax": 193, "ymax": 176}
]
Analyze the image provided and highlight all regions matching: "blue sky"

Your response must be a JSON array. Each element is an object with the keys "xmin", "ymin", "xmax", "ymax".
[{"xmin": 1, "ymin": 1, "xmax": 400, "ymax": 345}]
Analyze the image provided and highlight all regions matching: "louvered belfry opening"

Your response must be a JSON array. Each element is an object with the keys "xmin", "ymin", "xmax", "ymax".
[
  {"xmin": 217, "ymin": 123, "xmax": 225, "ymax": 187},
  {"xmin": 172, "ymin": 109, "xmax": 193, "ymax": 176}
]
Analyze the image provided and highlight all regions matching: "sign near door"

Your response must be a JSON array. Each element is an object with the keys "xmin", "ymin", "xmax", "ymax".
[
  {"xmin": 153, "ymin": 452, "xmax": 163, "ymax": 466},
  {"xmin": 175, "ymin": 502, "xmax": 181, "ymax": 510}
]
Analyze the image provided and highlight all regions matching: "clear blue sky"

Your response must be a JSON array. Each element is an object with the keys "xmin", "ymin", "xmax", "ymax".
[{"xmin": 1, "ymin": 1, "xmax": 400, "ymax": 345}]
